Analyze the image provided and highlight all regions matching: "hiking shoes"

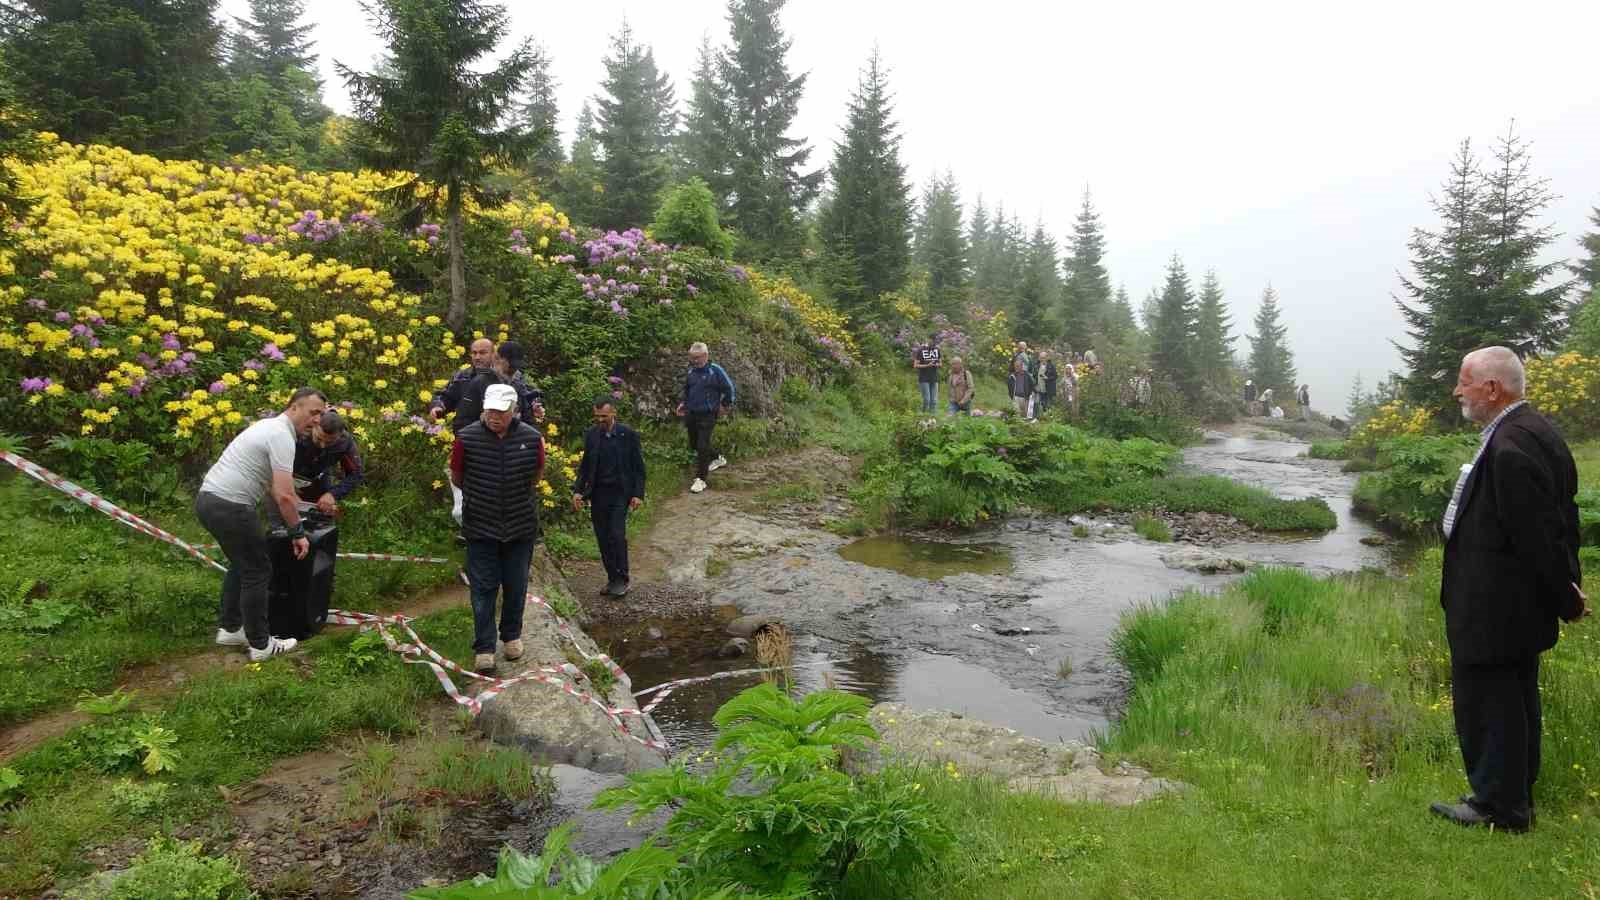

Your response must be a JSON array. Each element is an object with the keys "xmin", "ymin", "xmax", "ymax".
[
  {"xmin": 503, "ymin": 639, "xmax": 524, "ymax": 661},
  {"xmin": 248, "ymin": 636, "xmax": 298, "ymax": 662},
  {"xmin": 215, "ymin": 627, "xmax": 249, "ymax": 648},
  {"xmin": 474, "ymin": 653, "xmax": 496, "ymax": 673},
  {"xmin": 708, "ymin": 455, "xmax": 728, "ymax": 472},
  {"xmin": 690, "ymin": 477, "xmax": 707, "ymax": 493}
]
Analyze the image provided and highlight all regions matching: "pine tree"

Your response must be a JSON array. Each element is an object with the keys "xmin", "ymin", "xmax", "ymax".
[
  {"xmin": 1573, "ymin": 205, "xmax": 1600, "ymax": 298},
  {"xmin": 1102, "ymin": 284, "xmax": 1139, "ymax": 350},
  {"xmin": 718, "ymin": 0, "xmax": 821, "ymax": 261},
  {"xmin": 677, "ymin": 36, "xmax": 732, "ymax": 205},
  {"xmin": 518, "ymin": 46, "xmax": 562, "ymax": 191},
  {"xmin": 1014, "ymin": 223, "xmax": 1060, "ymax": 342},
  {"xmin": 967, "ymin": 195, "xmax": 991, "ymax": 300},
  {"xmin": 1396, "ymin": 128, "xmax": 1566, "ymax": 416},
  {"xmin": 593, "ymin": 20, "xmax": 677, "ymax": 232},
  {"xmin": 1060, "ymin": 187, "xmax": 1112, "ymax": 346},
  {"xmin": 1346, "ymin": 372, "xmax": 1367, "ymax": 420},
  {"xmin": 560, "ymin": 101, "xmax": 605, "ymax": 227},
  {"xmin": 229, "ymin": 0, "xmax": 317, "ymax": 82},
  {"xmin": 338, "ymin": 0, "xmax": 538, "ymax": 332},
  {"xmin": 913, "ymin": 170, "xmax": 967, "ymax": 316},
  {"xmin": 818, "ymin": 48, "xmax": 911, "ymax": 314},
  {"xmin": 4, "ymin": 0, "xmax": 226, "ymax": 157},
  {"xmin": 1248, "ymin": 284, "xmax": 1297, "ymax": 396},
  {"xmin": 220, "ymin": 0, "xmax": 329, "ymax": 161},
  {"xmin": 1150, "ymin": 254, "xmax": 1201, "ymax": 398},
  {"xmin": 1140, "ymin": 288, "xmax": 1161, "ymax": 334},
  {"xmin": 1193, "ymin": 269, "xmax": 1236, "ymax": 389}
]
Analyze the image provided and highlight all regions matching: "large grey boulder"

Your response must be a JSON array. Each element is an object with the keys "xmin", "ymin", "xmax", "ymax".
[{"xmin": 1158, "ymin": 546, "xmax": 1254, "ymax": 574}]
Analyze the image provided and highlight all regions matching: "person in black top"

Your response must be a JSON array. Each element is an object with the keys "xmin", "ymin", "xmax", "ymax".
[
  {"xmin": 1040, "ymin": 352, "xmax": 1059, "ymax": 413},
  {"xmin": 913, "ymin": 337, "xmax": 942, "ymax": 414},
  {"xmin": 572, "ymin": 398, "xmax": 646, "ymax": 597},
  {"xmin": 463, "ymin": 340, "xmax": 544, "ymax": 424}
]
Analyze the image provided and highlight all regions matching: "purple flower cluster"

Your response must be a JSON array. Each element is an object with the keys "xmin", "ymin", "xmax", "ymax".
[
  {"xmin": 582, "ymin": 229, "xmax": 670, "ymax": 266},
  {"xmin": 19, "ymin": 376, "xmax": 52, "ymax": 393},
  {"xmin": 242, "ymin": 233, "xmax": 275, "ymax": 245},
  {"xmin": 415, "ymin": 223, "xmax": 441, "ymax": 247},
  {"xmin": 508, "ymin": 228, "xmax": 533, "ymax": 256},
  {"xmin": 260, "ymin": 343, "xmax": 286, "ymax": 362},
  {"xmin": 348, "ymin": 212, "xmax": 383, "ymax": 232},
  {"xmin": 288, "ymin": 211, "xmax": 343, "ymax": 242}
]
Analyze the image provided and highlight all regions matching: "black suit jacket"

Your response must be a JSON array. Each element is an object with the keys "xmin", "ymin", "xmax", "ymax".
[
  {"xmin": 1441, "ymin": 405, "xmax": 1582, "ymax": 664},
  {"xmin": 574, "ymin": 423, "xmax": 646, "ymax": 501}
]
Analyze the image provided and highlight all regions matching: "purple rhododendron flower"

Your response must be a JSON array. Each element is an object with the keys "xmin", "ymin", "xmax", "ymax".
[
  {"xmin": 607, "ymin": 376, "xmax": 623, "ymax": 385},
  {"xmin": 162, "ymin": 333, "xmax": 182, "ymax": 350},
  {"xmin": 19, "ymin": 377, "xmax": 51, "ymax": 393},
  {"xmin": 53, "ymin": 311, "xmax": 70, "ymax": 323},
  {"xmin": 686, "ymin": 283, "xmax": 698, "ymax": 296},
  {"xmin": 26, "ymin": 298, "xmax": 46, "ymax": 310},
  {"xmin": 243, "ymin": 360, "xmax": 265, "ymax": 371},
  {"xmin": 260, "ymin": 343, "xmax": 286, "ymax": 362},
  {"xmin": 209, "ymin": 381, "xmax": 227, "ymax": 394},
  {"xmin": 611, "ymin": 390, "xmax": 624, "ymax": 399}
]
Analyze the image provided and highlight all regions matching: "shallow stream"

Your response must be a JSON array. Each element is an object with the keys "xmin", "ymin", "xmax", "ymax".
[{"xmin": 588, "ymin": 435, "xmax": 1416, "ymax": 754}]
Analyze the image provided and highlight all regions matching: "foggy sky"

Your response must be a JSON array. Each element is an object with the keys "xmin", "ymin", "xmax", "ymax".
[{"xmin": 220, "ymin": 0, "xmax": 1600, "ymax": 415}]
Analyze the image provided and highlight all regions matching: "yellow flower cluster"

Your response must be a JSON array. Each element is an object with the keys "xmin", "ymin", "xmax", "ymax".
[
  {"xmin": 1526, "ymin": 352, "xmax": 1600, "ymax": 437},
  {"xmin": 1350, "ymin": 401, "xmax": 1431, "ymax": 449},
  {"xmin": 749, "ymin": 271, "xmax": 857, "ymax": 364}
]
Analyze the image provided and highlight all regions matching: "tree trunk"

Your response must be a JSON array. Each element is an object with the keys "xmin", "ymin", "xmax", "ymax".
[{"xmin": 446, "ymin": 185, "xmax": 467, "ymax": 333}]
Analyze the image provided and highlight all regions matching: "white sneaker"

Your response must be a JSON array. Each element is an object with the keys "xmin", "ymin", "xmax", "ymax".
[
  {"xmin": 215, "ymin": 627, "xmax": 248, "ymax": 648},
  {"xmin": 708, "ymin": 455, "xmax": 728, "ymax": 472},
  {"xmin": 690, "ymin": 478, "xmax": 707, "ymax": 494},
  {"xmin": 248, "ymin": 636, "xmax": 298, "ymax": 661}
]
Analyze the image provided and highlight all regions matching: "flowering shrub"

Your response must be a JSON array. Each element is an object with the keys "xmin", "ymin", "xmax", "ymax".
[
  {"xmin": 966, "ymin": 303, "xmax": 1015, "ymax": 375},
  {"xmin": 749, "ymin": 271, "xmax": 857, "ymax": 368},
  {"xmin": 1349, "ymin": 401, "xmax": 1431, "ymax": 450},
  {"xmin": 1526, "ymin": 352, "xmax": 1600, "ymax": 439}
]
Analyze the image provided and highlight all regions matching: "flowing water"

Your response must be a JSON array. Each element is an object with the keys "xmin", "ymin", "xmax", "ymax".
[{"xmin": 589, "ymin": 435, "xmax": 1416, "ymax": 755}]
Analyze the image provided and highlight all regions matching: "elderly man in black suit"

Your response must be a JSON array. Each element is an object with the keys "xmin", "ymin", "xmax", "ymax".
[{"xmin": 1430, "ymin": 346, "xmax": 1590, "ymax": 833}]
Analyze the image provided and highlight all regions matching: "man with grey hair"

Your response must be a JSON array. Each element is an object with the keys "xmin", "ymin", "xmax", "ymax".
[
  {"xmin": 1430, "ymin": 346, "xmax": 1588, "ymax": 834},
  {"xmin": 675, "ymin": 341, "xmax": 735, "ymax": 494}
]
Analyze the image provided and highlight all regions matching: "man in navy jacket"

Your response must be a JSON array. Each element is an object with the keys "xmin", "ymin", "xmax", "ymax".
[
  {"xmin": 573, "ymin": 398, "xmax": 646, "ymax": 597},
  {"xmin": 1430, "ymin": 346, "xmax": 1589, "ymax": 833},
  {"xmin": 675, "ymin": 341, "xmax": 735, "ymax": 495}
]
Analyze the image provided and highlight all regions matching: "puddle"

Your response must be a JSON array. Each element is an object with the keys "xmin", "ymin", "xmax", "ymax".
[{"xmin": 838, "ymin": 535, "xmax": 1014, "ymax": 579}]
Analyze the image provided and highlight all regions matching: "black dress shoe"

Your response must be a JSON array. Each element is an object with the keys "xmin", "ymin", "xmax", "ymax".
[
  {"xmin": 608, "ymin": 579, "xmax": 630, "ymax": 597},
  {"xmin": 1430, "ymin": 800, "xmax": 1528, "ymax": 833},
  {"xmin": 598, "ymin": 581, "xmax": 615, "ymax": 596},
  {"xmin": 1460, "ymin": 796, "xmax": 1536, "ymax": 826}
]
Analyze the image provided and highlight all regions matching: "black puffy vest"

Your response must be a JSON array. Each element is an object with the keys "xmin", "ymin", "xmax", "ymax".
[{"xmin": 457, "ymin": 420, "xmax": 542, "ymax": 542}]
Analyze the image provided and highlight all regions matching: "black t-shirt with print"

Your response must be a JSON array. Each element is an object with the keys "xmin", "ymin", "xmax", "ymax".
[{"xmin": 915, "ymin": 346, "xmax": 942, "ymax": 382}]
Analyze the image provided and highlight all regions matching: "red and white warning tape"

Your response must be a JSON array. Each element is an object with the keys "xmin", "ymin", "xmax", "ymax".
[{"xmin": 1, "ymin": 449, "xmax": 778, "ymax": 755}]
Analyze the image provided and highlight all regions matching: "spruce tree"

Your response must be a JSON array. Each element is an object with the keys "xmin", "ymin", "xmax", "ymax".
[
  {"xmin": 1247, "ymin": 284, "xmax": 1297, "ymax": 396},
  {"xmin": 560, "ymin": 102, "xmax": 604, "ymax": 227},
  {"xmin": 518, "ymin": 46, "xmax": 562, "ymax": 192},
  {"xmin": 4, "ymin": 0, "xmax": 226, "ymax": 157},
  {"xmin": 220, "ymin": 0, "xmax": 329, "ymax": 161},
  {"xmin": 593, "ymin": 20, "xmax": 677, "ymax": 232},
  {"xmin": 1573, "ymin": 205, "xmax": 1600, "ymax": 298},
  {"xmin": 1014, "ymin": 223, "xmax": 1060, "ymax": 342},
  {"xmin": 819, "ymin": 48, "xmax": 911, "ymax": 314},
  {"xmin": 1193, "ymin": 269, "xmax": 1236, "ymax": 389},
  {"xmin": 1150, "ymin": 254, "xmax": 1201, "ymax": 398},
  {"xmin": 967, "ymin": 195, "xmax": 991, "ymax": 301},
  {"xmin": 913, "ymin": 170, "xmax": 967, "ymax": 316},
  {"xmin": 1102, "ymin": 284, "xmax": 1139, "ymax": 350},
  {"xmin": 718, "ymin": 0, "xmax": 821, "ymax": 260},
  {"xmin": 338, "ymin": 0, "xmax": 537, "ymax": 332},
  {"xmin": 1060, "ymin": 187, "xmax": 1112, "ymax": 346},
  {"xmin": 1396, "ymin": 129, "xmax": 1566, "ymax": 416},
  {"xmin": 676, "ymin": 37, "xmax": 732, "ymax": 205},
  {"xmin": 229, "ymin": 0, "xmax": 317, "ymax": 82}
]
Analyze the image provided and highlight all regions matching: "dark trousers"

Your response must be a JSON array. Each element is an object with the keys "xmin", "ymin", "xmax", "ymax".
[
  {"xmin": 686, "ymin": 411, "xmax": 719, "ymax": 479},
  {"xmin": 196, "ymin": 491, "xmax": 273, "ymax": 650},
  {"xmin": 590, "ymin": 489, "xmax": 630, "ymax": 583},
  {"xmin": 465, "ymin": 538, "xmax": 533, "ymax": 654},
  {"xmin": 1452, "ymin": 655, "xmax": 1541, "ymax": 826}
]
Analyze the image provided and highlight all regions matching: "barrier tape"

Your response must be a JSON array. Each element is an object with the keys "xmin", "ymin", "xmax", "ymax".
[{"xmin": 1, "ymin": 449, "xmax": 777, "ymax": 755}]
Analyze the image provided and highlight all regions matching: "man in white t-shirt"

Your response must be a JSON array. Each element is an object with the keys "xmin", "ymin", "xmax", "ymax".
[{"xmin": 196, "ymin": 388, "xmax": 328, "ymax": 660}]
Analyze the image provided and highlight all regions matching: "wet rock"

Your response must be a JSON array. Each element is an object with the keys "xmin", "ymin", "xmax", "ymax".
[
  {"xmin": 639, "ymin": 646, "xmax": 671, "ymax": 659},
  {"xmin": 646, "ymin": 626, "xmax": 664, "ymax": 640},
  {"xmin": 856, "ymin": 704, "xmax": 1187, "ymax": 807},
  {"xmin": 717, "ymin": 637, "xmax": 750, "ymax": 659},
  {"xmin": 1359, "ymin": 535, "xmax": 1390, "ymax": 546},
  {"xmin": 725, "ymin": 614, "xmax": 780, "ymax": 638},
  {"xmin": 1158, "ymin": 546, "xmax": 1254, "ymax": 574}
]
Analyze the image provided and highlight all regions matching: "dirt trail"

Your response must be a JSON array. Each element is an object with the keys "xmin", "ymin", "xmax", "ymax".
[{"xmin": 0, "ymin": 579, "xmax": 471, "ymax": 765}]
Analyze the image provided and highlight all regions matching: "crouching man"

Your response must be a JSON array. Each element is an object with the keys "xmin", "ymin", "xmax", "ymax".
[
  {"xmin": 198, "ymin": 387, "xmax": 327, "ymax": 661},
  {"xmin": 450, "ymin": 384, "xmax": 545, "ymax": 672}
]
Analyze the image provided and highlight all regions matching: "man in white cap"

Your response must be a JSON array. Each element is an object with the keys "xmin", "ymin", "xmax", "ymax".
[{"xmin": 450, "ymin": 383, "xmax": 545, "ymax": 672}]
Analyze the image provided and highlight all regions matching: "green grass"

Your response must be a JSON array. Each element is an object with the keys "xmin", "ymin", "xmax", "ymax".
[
  {"xmin": 754, "ymin": 482, "xmax": 822, "ymax": 504},
  {"xmin": 876, "ymin": 558, "xmax": 1600, "ymax": 898},
  {"xmin": 1081, "ymin": 475, "xmax": 1338, "ymax": 532},
  {"xmin": 1306, "ymin": 439, "xmax": 1349, "ymax": 460},
  {"xmin": 1131, "ymin": 513, "xmax": 1172, "ymax": 542},
  {"xmin": 0, "ymin": 475, "xmax": 460, "ymax": 726},
  {"xmin": 0, "ymin": 605, "xmax": 480, "ymax": 894}
]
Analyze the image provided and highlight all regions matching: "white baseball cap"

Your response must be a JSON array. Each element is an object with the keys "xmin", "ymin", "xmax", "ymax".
[{"xmin": 483, "ymin": 383, "xmax": 518, "ymax": 412}]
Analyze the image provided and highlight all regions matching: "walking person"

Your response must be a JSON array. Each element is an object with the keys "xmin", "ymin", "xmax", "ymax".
[
  {"xmin": 947, "ymin": 356, "xmax": 975, "ymax": 416},
  {"xmin": 676, "ymin": 341, "xmax": 735, "ymax": 495},
  {"xmin": 464, "ymin": 340, "xmax": 543, "ymax": 424},
  {"xmin": 449, "ymin": 384, "xmax": 545, "ymax": 672},
  {"xmin": 1040, "ymin": 352, "xmax": 1059, "ymax": 414},
  {"xmin": 430, "ymin": 337, "xmax": 498, "ymax": 526},
  {"xmin": 1430, "ymin": 347, "xmax": 1589, "ymax": 833},
  {"xmin": 1062, "ymin": 357, "xmax": 1080, "ymax": 418},
  {"xmin": 913, "ymin": 336, "xmax": 942, "ymax": 414},
  {"xmin": 198, "ymin": 387, "xmax": 327, "ymax": 661},
  {"xmin": 1297, "ymin": 383, "xmax": 1311, "ymax": 420},
  {"xmin": 1008, "ymin": 357, "xmax": 1035, "ymax": 420},
  {"xmin": 1243, "ymin": 379, "xmax": 1258, "ymax": 416},
  {"xmin": 574, "ymin": 398, "xmax": 646, "ymax": 598}
]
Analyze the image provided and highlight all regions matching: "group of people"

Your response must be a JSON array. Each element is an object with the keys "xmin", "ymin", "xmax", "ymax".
[
  {"xmin": 196, "ymin": 340, "xmax": 734, "ymax": 673},
  {"xmin": 1242, "ymin": 380, "xmax": 1313, "ymax": 419},
  {"xmin": 914, "ymin": 337, "xmax": 1101, "ymax": 421},
  {"xmin": 192, "ymin": 336, "xmax": 1587, "ymax": 838}
]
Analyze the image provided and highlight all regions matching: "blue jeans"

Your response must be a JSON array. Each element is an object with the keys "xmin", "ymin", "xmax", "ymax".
[
  {"xmin": 465, "ymin": 538, "xmax": 533, "ymax": 654},
  {"xmin": 948, "ymin": 400, "xmax": 970, "ymax": 415},
  {"xmin": 918, "ymin": 380, "xmax": 938, "ymax": 413}
]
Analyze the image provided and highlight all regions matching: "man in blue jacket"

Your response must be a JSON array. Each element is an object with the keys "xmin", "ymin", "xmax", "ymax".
[
  {"xmin": 573, "ymin": 398, "xmax": 646, "ymax": 598},
  {"xmin": 675, "ymin": 341, "xmax": 735, "ymax": 495}
]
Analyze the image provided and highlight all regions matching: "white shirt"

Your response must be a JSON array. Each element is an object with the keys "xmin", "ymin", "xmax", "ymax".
[
  {"xmin": 200, "ymin": 413, "xmax": 297, "ymax": 506},
  {"xmin": 1441, "ymin": 400, "xmax": 1527, "ymax": 539}
]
